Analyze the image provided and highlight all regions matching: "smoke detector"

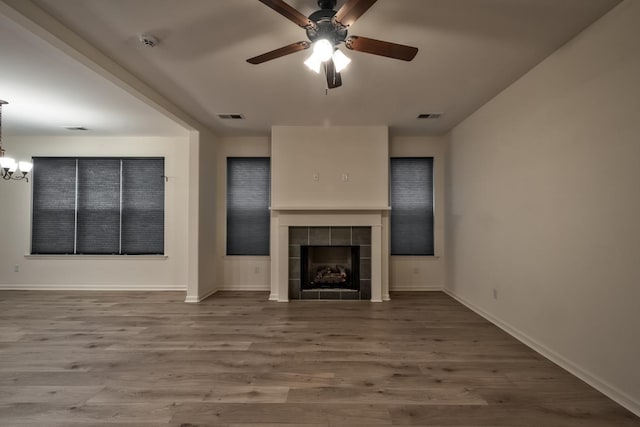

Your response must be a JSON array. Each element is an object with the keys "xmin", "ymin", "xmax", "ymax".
[{"xmin": 139, "ymin": 34, "xmax": 159, "ymax": 48}]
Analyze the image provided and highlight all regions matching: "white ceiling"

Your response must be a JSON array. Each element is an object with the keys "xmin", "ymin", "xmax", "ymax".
[
  {"xmin": 0, "ymin": 9, "xmax": 187, "ymax": 137},
  {"xmin": 1, "ymin": 0, "xmax": 621, "ymax": 137}
]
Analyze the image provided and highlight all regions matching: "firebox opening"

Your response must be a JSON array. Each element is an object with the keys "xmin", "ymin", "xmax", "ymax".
[{"xmin": 301, "ymin": 245, "xmax": 360, "ymax": 291}]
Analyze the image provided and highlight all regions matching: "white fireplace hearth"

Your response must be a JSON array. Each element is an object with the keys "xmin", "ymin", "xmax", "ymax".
[{"xmin": 270, "ymin": 208, "xmax": 390, "ymax": 302}]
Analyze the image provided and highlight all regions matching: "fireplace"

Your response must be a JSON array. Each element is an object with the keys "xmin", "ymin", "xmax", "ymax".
[
  {"xmin": 270, "ymin": 209, "xmax": 388, "ymax": 302},
  {"xmin": 287, "ymin": 226, "xmax": 372, "ymax": 300},
  {"xmin": 301, "ymin": 245, "xmax": 360, "ymax": 291}
]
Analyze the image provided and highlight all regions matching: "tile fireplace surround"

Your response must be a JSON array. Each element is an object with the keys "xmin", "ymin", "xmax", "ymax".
[
  {"xmin": 270, "ymin": 208, "xmax": 390, "ymax": 302},
  {"xmin": 289, "ymin": 226, "xmax": 371, "ymax": 300}
]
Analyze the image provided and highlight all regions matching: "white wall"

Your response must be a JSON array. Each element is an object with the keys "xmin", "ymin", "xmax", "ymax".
[
  {"xmin": 195, "ymin": 129, "xmax": 220, "ymax": 299},
  {"xmin": 271, "ymin": 126, "xmax": 389, "ymax": 209},
  {"xmin": 390, "ymin": 136, "xmax": 446, "ymax": 291},
  {"xmin": 0, "ymin": 135, "xmax": 190, "ymax": 290},
  {"xmin": 446, "ymin": 0, "xmax": 640, "ymax": 415},
  {"xmin": 216, "ymin": 136, "xmax": 271, "ymax": 291},
  {"xmin": 217, "ymin": 132, "xmax": 448, "ymax": 293}
]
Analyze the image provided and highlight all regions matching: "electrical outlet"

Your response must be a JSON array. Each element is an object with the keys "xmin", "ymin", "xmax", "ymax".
[
  {"xmin": 493, "ymin": 288, "xmax": 498, "ymax": 300},
  {"xmin": 341, "ymin": 173, "xmax": 349, "ymax": 182},
  {"xmin": 313, "ymin": 172, "xmax": 319, "ymax": 181},
  {"xmin": 14, "ymin": 265, "xmax": 20, "ymax": 273}
]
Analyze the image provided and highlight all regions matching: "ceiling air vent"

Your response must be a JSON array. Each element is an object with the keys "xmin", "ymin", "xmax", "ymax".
[
  {"xmin": 217, "ymin": 113, "xmax": 245, "ymax": 120},
  {"xmin": 64, "ymin": 126, "xmax": 89, "ymax": 131},
  {"xmin": 417, "ymin": 113, "xmax": 442, "ymax": 119}
]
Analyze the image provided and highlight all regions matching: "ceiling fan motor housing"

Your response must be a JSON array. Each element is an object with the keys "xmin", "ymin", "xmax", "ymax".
[
  {"xmin": 317, "ymin": 0, "xmax": 337, "ymax": 9},
  {"xmin": 306, "ymin": 7, "xmax": 347, "ymax": 46}
]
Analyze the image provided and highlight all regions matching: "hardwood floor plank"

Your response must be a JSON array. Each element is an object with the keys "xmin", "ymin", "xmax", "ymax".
[
  {"xmin": 388, "ymin": 403, "xmax": 640, "ymax": 427},
  {"xmin": 0, "ymin": 402, "xmax": 174, "ymax": 424},
  {"xmin": 104, "ymin": 341, "xmax": 252, "ymax": 351},
  {"xmin": 0, "ymin": 385, "xmax": 102, "ymax": 404},
  {"xmin": 0, "ymin": 326, "xmax": 26, "ymax": 342},
  {"xmin": 101, "ymin": 371, "xmax": 340, "ymax": 390},
  {"xmin": 226, "ymin": 424, "xmax": 327, "ymax": 427},
  {"xmin": 0, "ymin": 371, "xmax": 104, "ymax": 387},
  {"xmin": 169, "ymin": 403, "xmax": 392, "ymax": 425},
  {"xmin": 287, "ymin": 385, "xmax": 487, "ymax": 405},
  {"xmin": 86, "ymin": 385, "xmax": 290, "ymax": 404},
  {"xmin": 0, "ymin": 422, "xmax": 166, "ymax": 427}
]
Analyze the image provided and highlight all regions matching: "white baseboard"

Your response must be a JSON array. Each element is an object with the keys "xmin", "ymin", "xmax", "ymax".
[
  {"xmin": 0, "ymin": 284, "xmax": 185, "ymax": 291},
  {"xmin": 185, "ymin": 288, "xmax": 219, "ymax": 303},
  {"xmin": 222, "ymin": 284, "xmax": 270, "ymax": 291},
  {"xmin": 390, "ymin": 285, "xmax": 443, "ymax": 291},
  {"xmin": 444, "ymin": 288, "xmax": 640, "ymax": 418}
]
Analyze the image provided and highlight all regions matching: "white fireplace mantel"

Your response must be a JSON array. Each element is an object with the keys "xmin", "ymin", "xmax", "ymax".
[
  {"xmin": 270, "ymin": 206, "xmax": 391, "ymax": 211},
  {"xmin": 270, "ymin": 208, "xmax": 390, "ymax": 302}
]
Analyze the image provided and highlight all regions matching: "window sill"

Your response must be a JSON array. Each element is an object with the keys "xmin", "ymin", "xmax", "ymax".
[
  {"xmin": 223, "ymin": 255, "xmax": 270, "ymax": 261},
  {"xmin": 390, "ymin": 255, "xmax": 441, "ymax": 260},
  {"xmin": 24, "ymin": 255, "xmax": 168, "ymax": 260}
]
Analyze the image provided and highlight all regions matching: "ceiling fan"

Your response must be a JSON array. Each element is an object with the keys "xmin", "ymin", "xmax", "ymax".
[{"xmin": 247, "ymin": 0, "xmax": 418, "ymax": 89}]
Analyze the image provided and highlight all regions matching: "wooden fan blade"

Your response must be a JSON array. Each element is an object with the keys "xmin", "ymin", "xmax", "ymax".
[
  {"xmin": 345, "ymin": 36, "xmax": 418, "ymax": 61},
  {"xmin": 259, "ymin": 0, "xmax": 317, "ymax": 30},
  {"xmin": 333, "ymin": 0, "xmax": 378, "ymax": 28},
  {"xmin": 325, "ymin": 59, "xmax": 342, "ymax": 89},
  {"xmin": 247, "ymin": 41, "xmax": 311, "ymax": 64}
]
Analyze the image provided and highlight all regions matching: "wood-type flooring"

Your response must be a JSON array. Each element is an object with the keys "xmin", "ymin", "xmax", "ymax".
[{"xmin": 0, "ymin": 290, "xmax": 638, "ymax": 426}]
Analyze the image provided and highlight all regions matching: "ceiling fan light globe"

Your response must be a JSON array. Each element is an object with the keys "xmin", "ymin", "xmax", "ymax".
[
  {"xmin": 304, "ymin": 54, "xmax": 323, "ymax": 74},
  {"xmin": 313, "ymin": 39, "xmax": 334, "ymax": 62},
  {"xmin": 333, "ymin": 49, "xmax": 351, "ymax": 72}
]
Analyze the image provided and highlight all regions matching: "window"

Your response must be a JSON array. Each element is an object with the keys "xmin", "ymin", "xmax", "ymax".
[
  {"xmin": 31, "ymin": 157, "xmax": 164, "ymax": 255},
  {"xmin": 226, "ymin": 157, "xmax": 270, "ymax": 256},
  {"xmin": 390, "ymin": 157, "xmax": 434, "ymax": 256}
]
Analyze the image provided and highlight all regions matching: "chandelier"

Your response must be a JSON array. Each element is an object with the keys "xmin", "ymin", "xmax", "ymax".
[{"xmin": 0, "ymin": 100, "xmax": 32, "ymax": 182}]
